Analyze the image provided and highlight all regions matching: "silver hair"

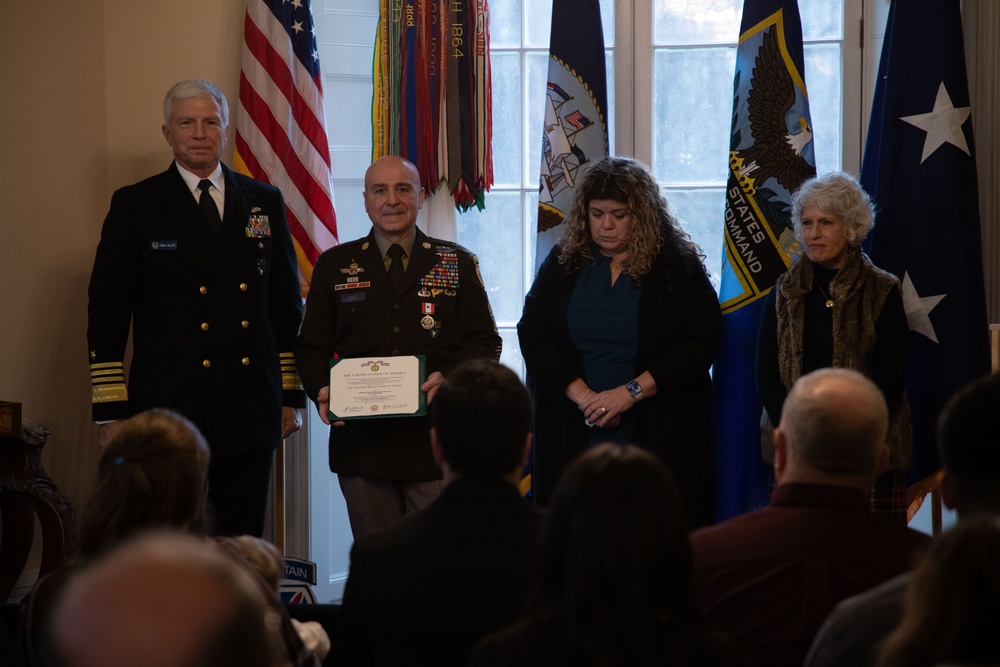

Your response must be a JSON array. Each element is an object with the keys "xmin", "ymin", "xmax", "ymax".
[
  {"xmin": 162, "ymin": 79, "xmax": 229, "ymax": 126},
  {"xmin": 791, "ymin": 171, "xmax": 875, "ymax": 247}
]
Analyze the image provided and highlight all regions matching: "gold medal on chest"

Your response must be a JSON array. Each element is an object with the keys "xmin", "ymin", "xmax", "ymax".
[{"xmin": 420, "ymin": 315, "xmax": 436, "ymax": 330}]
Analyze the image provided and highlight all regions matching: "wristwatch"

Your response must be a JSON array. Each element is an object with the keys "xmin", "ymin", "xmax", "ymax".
[{"xmin": 625, "ymin": 380, "xmax": 643, "ymax": 401}]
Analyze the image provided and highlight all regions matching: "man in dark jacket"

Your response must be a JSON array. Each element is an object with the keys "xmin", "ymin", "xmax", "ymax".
[
  {"xmin": 87, "ymin": 79, "xmax": 305, "ymax": 536},
  {"xmin": 690, "ymin": 368, "xmax": 929, "ymax": 667},
  {"xmin": 294, "ymin": 155, "xmax": 501, "ymax": 537},
  {"xmin": 341, "ymin": 359, "xmax": 543, "ymax": 666}
]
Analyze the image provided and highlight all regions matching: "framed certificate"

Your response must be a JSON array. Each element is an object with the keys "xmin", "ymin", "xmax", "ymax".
[{"xmin": 328, "ymin": 355, "xmax": 427, "ymax": 421}]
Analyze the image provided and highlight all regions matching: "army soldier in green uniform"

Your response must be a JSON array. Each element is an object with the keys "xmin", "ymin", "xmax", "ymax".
[{"xmin": 295, "ymin": 156, "xmax": 502, "ymax": 538}]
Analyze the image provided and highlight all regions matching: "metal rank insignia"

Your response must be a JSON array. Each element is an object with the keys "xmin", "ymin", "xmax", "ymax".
[
  {"xmin": 420, "ymin": 314, "xmax": 436, "ymax": 330},
  {"xmin": 340, "ymin": 261, "xmax": 364, "ymax": 275}
]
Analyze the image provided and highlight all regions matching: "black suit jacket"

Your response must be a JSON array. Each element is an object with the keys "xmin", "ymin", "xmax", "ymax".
[
  {"xmin": 295, "ymin": 228, "xmax": 502, "ymax": 479},
  {"xmin": 87, "ymin": 162, "xmax": 305, "ymax": 453},
  {"xmin": 341, "ymin": 478, "xmax": 545, "ymax": 665}
]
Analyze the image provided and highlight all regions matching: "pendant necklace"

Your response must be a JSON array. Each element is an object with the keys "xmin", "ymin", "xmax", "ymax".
[{"xmin": 815, "ymin": 281, "xmax": 834, "ymax": 308}]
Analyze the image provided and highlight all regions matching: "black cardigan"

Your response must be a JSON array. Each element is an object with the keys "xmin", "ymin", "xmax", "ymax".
[{"xmin": 517, "ymin": 244, "xmax": 723, "ymax": 527}]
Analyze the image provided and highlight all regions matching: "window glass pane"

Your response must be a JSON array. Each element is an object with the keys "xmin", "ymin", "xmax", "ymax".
[
  {"xmin": 455, "ymin": 190, "xmax": 524, "ymax": 324},
  {"xmin": 498, "ymin": 329, "xmax": 525, "ymax": 378},
  {"xmin": 804, "ymin": 43, "xmax": 843, "ymax": 173},
  {"xmin": 524, "ymin": 190, "xmax": 540, "ymax": 275},
  {"xmin": 800, "ymin": 0, "xmax": 843, "ymax": 40},
  {"xmin": 653, "ymin": 47, "xmax": 736, "ymax": 183},
  {"xmin": 654, "ymin": 0, "xmax": 741, "ymax": 46},
  {"xmin": 490, "ymin": 52, "xmax": 523, "ymax": 187},
  {"xmin": 524, "ymin": 0, "xmax": 553, "ymax": 48},
  {"xmin": 662, "ymin": 187, "xmax": 727, "ymax": 289},
  {"xmin": 524, "ymin": 51, "xmax": 550, "ymax": 188},
  {"xmin": 600, "ymin": 0, "xmax": 615, "ymax": 48},
  {"xmin": 490, "ymin": 0, "xmax": 521, "ymax": 48},
  {"xmin": 606, "ymin": 51, "xmax": 616, "ymax": 153}
]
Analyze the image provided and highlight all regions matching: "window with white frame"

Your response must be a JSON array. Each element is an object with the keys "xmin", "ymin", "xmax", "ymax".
[{"xmin": 309, "ymin": 0, "xmax": 863, "ymax": 602}]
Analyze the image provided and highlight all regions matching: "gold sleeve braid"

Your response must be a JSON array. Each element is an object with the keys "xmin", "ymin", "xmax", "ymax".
[
  {"xmin": 90, "ymin": 361, "xmax": 128, "ymax": 403},
  {"xmin": 280, "ymin": 352, "xmax": 304, "ymax": 391}
]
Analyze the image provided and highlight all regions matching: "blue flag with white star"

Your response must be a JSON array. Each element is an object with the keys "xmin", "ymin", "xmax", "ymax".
[{"xmin": 861, "ymin": 0, "xmax": 990, "ymax": 483}]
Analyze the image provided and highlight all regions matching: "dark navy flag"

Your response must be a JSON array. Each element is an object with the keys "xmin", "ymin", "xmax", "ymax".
[
  {"xmin": 861, "ymin": 0, "xmax": 990, "ymax": 483},
  {"xmin": 534, "ymin": 0, "xmax": 609, "ymax": 269},
  {"xmin": 713, "ymin": 0, "xmax": 816, "ymax": 520}
]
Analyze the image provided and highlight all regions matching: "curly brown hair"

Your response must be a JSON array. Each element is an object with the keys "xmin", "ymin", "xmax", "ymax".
[{"xmin": 557, "ymin": 156, "xmax": 703, "ymax": 287}]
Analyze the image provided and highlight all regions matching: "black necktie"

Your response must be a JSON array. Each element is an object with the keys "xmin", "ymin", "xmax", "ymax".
[
  {"xmin": 387, "ymin": 243, "xmax": 406, "ymax": 294},
  {"xmin": 198, "ymin": 179, "xmax": 222, "ymax": 237}
]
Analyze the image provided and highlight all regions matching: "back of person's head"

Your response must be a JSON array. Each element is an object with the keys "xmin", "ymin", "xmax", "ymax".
[
  {"xmin": 876, "ymin": 516, "xmax": 1000, "ymax": 667},
  {"xmin": 937, "ymin": 372, "xmax": 1000, "ymax": 516},
  {"xmin": 531, "ymin": 444, "xmax": 693, "ymax": 657},
  {"xmin": 79, "ymin": 409, "xmax": 211, "ymax": 557},
  {"xmin": 779, "ymin": 368, "xmax": 888, "ymax": 478},
  {"xmin": 52, "ymin": 532, "xmax": 283, "ymax": 667},
  {"xmin": 215, "ymin": 535, "xmax": 284, "ymax": 591},
  {"xmin": 429, "ymin": 359, "xmax": 531, "ymax": 479}
]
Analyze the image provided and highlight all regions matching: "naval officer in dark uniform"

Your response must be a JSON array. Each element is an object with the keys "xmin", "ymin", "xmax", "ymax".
[
  {"xmin": 87, "ymin": 79, "xmax": 305, "ymax": 537},
  {"xmin": 295, "ymin": 155, "xmax": 502, "ymax": 538}
]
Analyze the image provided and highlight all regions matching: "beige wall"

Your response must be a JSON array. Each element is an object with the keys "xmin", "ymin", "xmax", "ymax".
[{"xmin": 0, "ymin": 0, "xmax": 245, "ymax": 514}]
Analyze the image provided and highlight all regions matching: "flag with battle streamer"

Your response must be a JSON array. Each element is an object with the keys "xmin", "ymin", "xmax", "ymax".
[{"xmin": 372, "ymin": 0, "xmax": 493, "ymax": 212}]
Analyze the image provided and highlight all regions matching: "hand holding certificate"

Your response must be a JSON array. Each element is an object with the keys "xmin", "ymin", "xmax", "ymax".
[{"xmin": 328, "ymin": 356, "xmax": 427, "ymax": 421}]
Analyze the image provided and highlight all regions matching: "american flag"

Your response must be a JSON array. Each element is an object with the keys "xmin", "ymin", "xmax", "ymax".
[
  {"xmin": 563, "ymin": 110, "xmax": 591, "ymax": 131},
  {"xmin": 235, "ymin": 0, "xmax": 338, "ymax": 291}
]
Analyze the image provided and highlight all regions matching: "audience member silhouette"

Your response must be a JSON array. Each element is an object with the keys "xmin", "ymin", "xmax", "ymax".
[
  {"xmin": 20, "ymin": 409, "xmax": 210, "ymax": 665},
  {"xmin": 50, "ymin": 532, "xmax": 284, "ymax": 667},
  {"xmin": 216, "ymin": 535, "xmax": 331, "ymax": 662},
  {"xmin": 472, "ymin": 443, "xmax": 741, "ymax": 667},
  {"xmin": 690, "ymin": 368, "xmax": 929, "ymax": 667},
  {"xmin": 875, "ymin": 516, "xmax": 1000, "ymax": 667},
  {"xmin": 341, "ymin": 359, "xmax": 545, "ymax": 665},
  {"xmin": 806, "ymin": 371, "xmax": 1000, "ymax": 667}
]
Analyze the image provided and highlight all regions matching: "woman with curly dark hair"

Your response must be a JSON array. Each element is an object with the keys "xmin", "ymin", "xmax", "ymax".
[{"xmin": 518, "ymin": 156, "xmax": 722, "ymax": 526}]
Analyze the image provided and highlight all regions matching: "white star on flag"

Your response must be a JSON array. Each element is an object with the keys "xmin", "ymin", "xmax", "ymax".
[
  {"xmin": 900, "ymin": 82, "xmax": 971, "ymax": 163},
  {"xmin": 901, "ymin": 271, "xmax": 946, "ymax": 343}
]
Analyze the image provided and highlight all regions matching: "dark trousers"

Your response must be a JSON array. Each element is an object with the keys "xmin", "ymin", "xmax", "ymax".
[{"xmin": 207, "ymin": 449, "xmax": 275, "ymax": 537}]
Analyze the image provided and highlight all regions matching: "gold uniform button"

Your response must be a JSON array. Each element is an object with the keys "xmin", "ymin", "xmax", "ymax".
[
  {"xmin": 202, "ymin": 360, "xmax": 211, "ymax": 368},
  {"xmin": 393, "ymin": 325, "xmax": 401, "ymax": 334},
  {"xmin": 242, "ymin": 357, "xmax": 250, "ymax": 366},
  {"xmin": 241, "ymin": 320, "xmax": 250, "ymax": 329},
  {"xmin": 199, "ymin": 286, "xmax": 208, "ymax": 294},
  {"xmin": 200, "ymin": 323, "xmax": 209, "ymax": 331},
  {"xmin": 239, "ymin": 283, "xmax": 248, "ymax": 291}
]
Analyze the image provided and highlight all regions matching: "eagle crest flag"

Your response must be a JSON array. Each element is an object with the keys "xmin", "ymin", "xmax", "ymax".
[{"xmin": 713, "ymin": 0, "xmax": 816, "ymax": 520}]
